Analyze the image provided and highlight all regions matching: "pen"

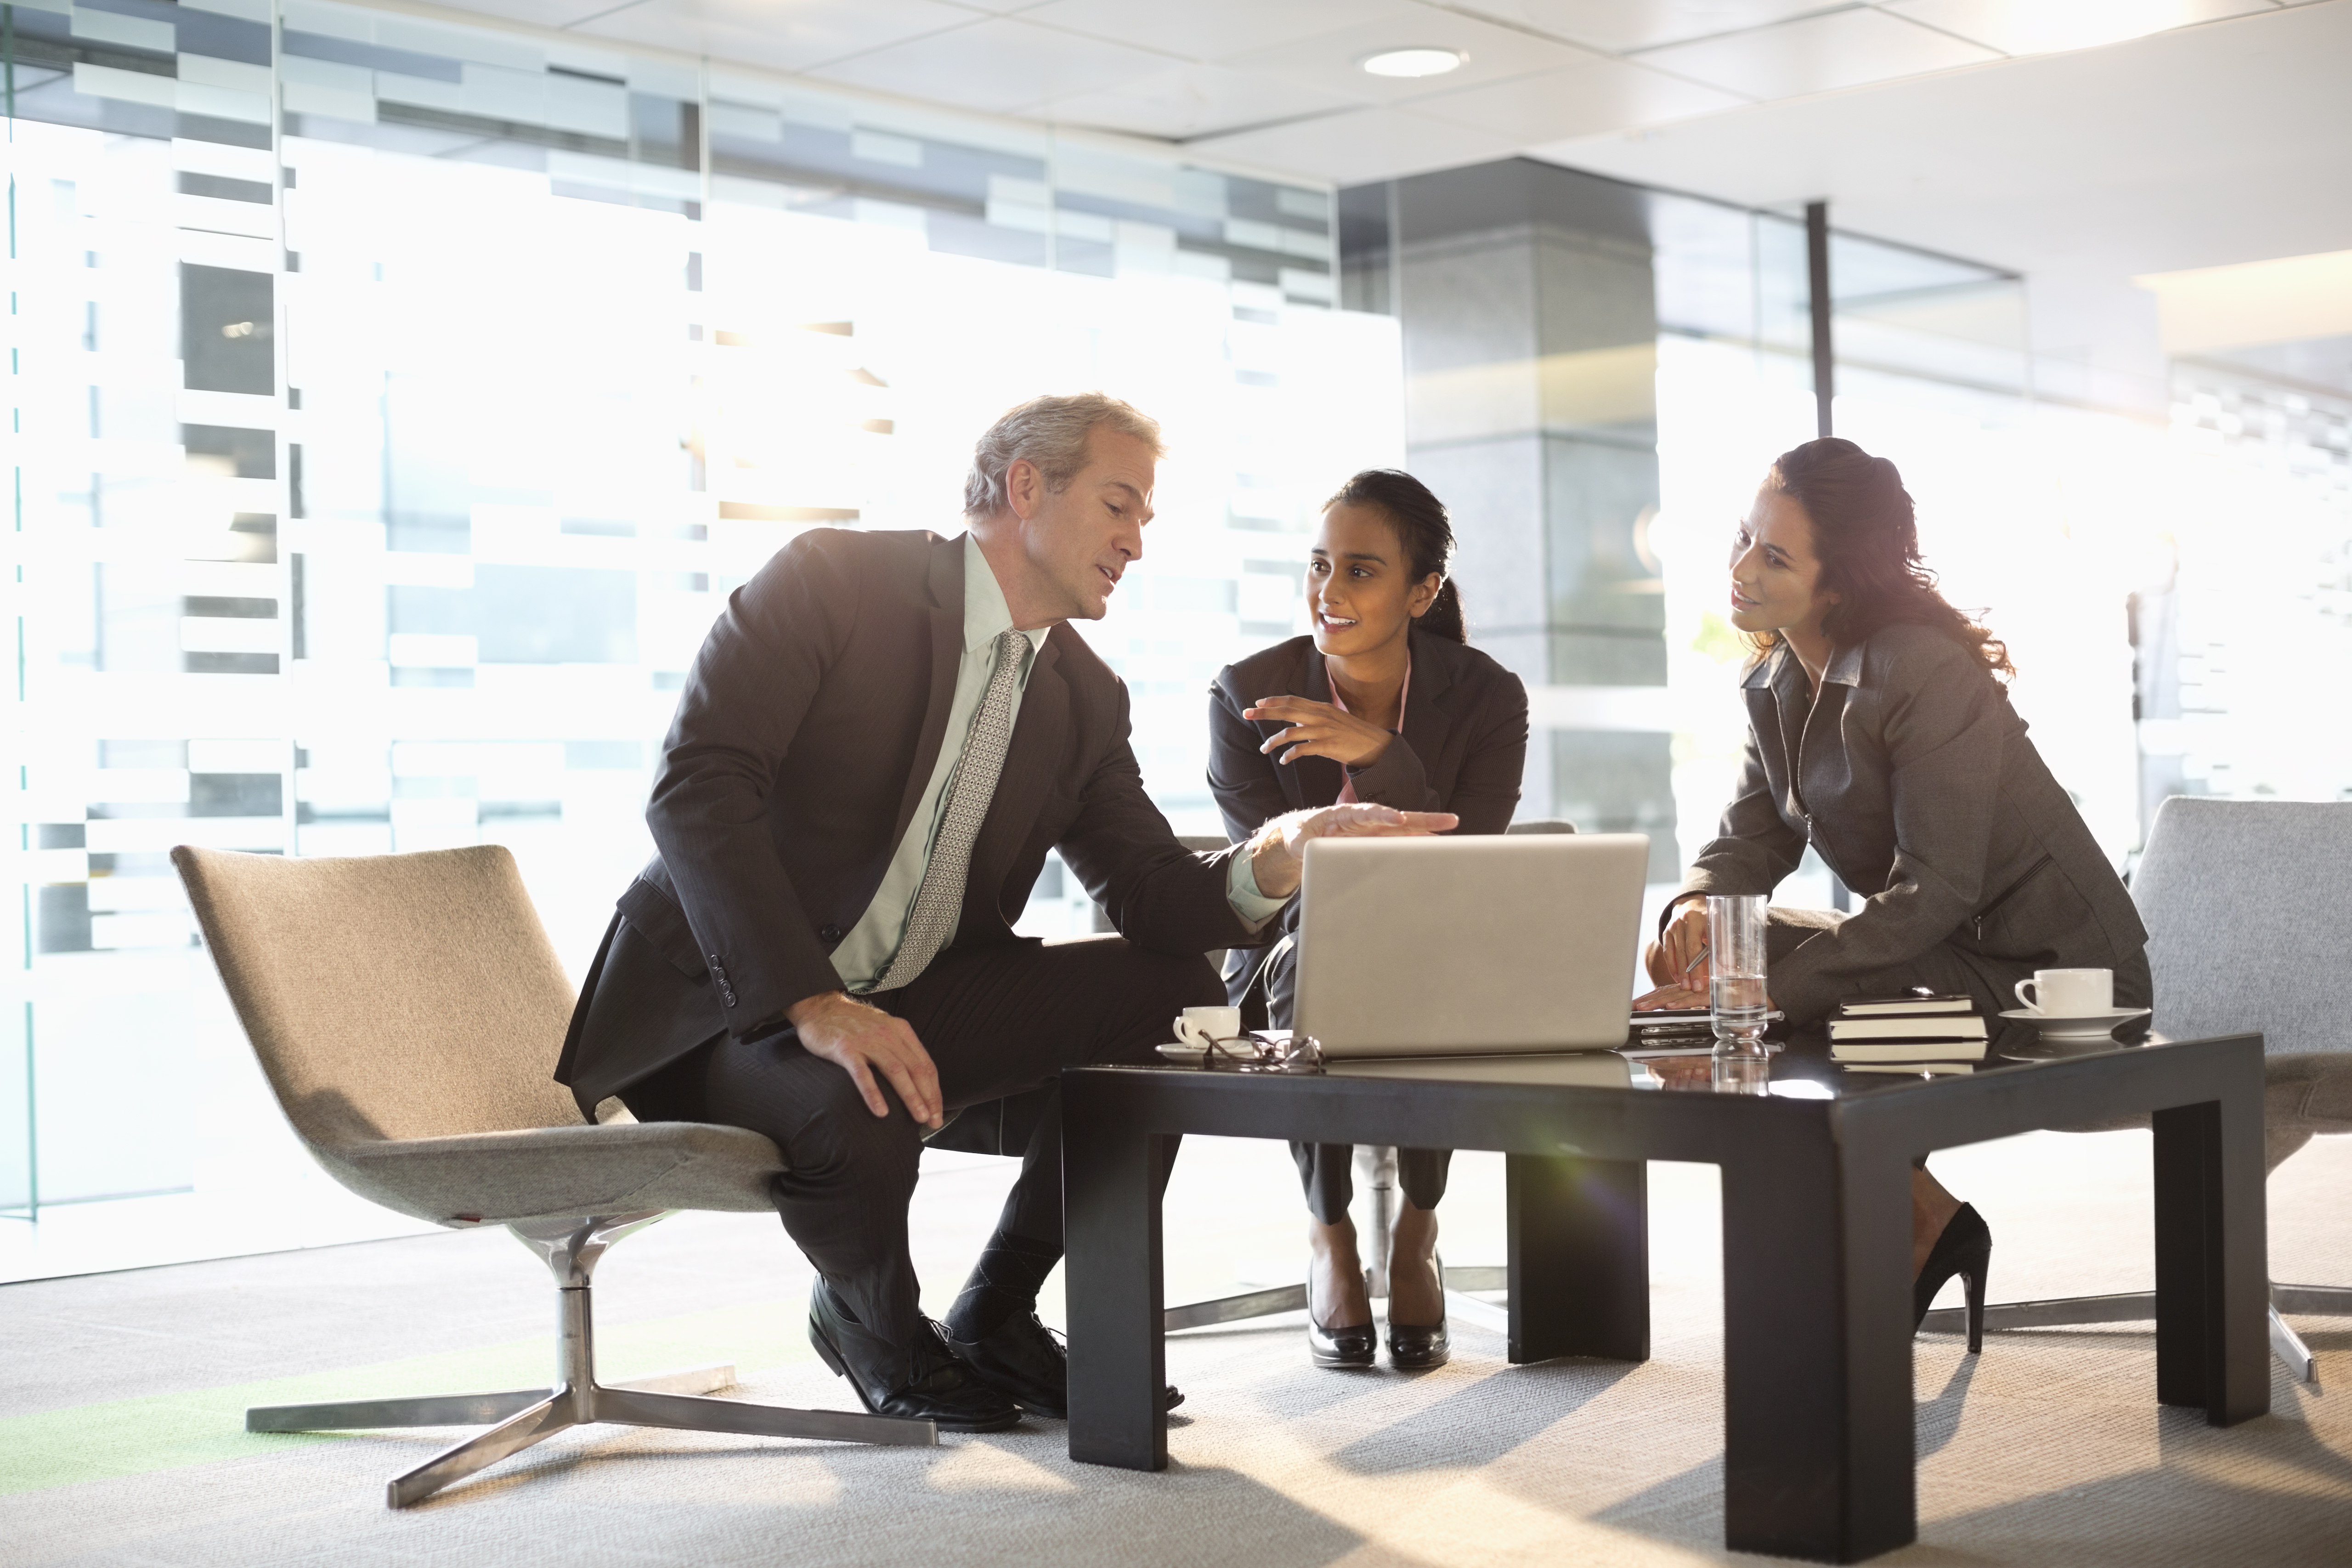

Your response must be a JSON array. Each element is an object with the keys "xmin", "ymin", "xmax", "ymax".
[{"xmin": 1682, "ymin": 942, "xmax": 1711, "ymax": 978}]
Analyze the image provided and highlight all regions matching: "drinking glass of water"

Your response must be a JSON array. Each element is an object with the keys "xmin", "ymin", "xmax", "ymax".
[{"xmin": 1706, "ymin": 894, "xmax": 1769, "ymax": 1059}]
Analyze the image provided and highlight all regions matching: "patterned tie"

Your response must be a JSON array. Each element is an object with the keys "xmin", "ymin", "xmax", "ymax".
[{"xmin": 872, "ymin": 628, "xmax": 1029, "ymax": 993}]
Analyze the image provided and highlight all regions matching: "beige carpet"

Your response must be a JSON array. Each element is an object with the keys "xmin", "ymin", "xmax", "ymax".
[{"xmin": 3, "ymin": 1130, "xmax": 2348, "ymax": 1567}]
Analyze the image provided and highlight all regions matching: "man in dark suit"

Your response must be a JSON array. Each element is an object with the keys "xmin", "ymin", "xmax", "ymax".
[{"xmin": 556, "ymin": 392, "xmax": 1453, "ymax": 1431}]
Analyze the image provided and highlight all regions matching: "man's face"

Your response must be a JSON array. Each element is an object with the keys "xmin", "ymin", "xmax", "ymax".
[{"xmin": 1007, "ymin": 427, "xmax": 1157, "ymax": 623}]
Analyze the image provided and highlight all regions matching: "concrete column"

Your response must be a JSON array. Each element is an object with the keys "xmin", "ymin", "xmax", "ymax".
[{"xmin": 1352, "ymin": 162, "xmax": 1675, "ymax": 878}]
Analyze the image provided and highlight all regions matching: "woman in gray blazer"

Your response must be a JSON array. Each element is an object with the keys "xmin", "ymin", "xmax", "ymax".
[{"xmin": 1635, "ymin": 437, "xmax": 2150, "ymax": 1349}]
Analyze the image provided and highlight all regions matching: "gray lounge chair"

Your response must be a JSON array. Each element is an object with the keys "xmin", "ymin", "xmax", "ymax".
[{"xmin": 1917, "ymin": 797, "xmax": 2352, "ymax": 1376}]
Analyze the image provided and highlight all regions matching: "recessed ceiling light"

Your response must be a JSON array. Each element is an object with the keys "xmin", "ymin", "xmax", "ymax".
[{"xmin": 1361, "ymin": 47, "xmax": 1464, "ymax": 79}]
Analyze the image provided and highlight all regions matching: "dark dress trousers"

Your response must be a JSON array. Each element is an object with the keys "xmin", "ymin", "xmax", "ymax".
[
  {"xmin": 1207, "ymin": 627, "xmax": 1528, "ymax": 1224},
  {"xmin": 556, "ymin": 528, "xmax": 1245, "ymax": 1342},
  {"xmin": 1683, "ymin": 623, "xmax": 2151, "ymax": 1025}
]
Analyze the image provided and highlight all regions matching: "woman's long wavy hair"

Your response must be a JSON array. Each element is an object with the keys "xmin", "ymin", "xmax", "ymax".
[{"xmin": 1750, "ymin": 438, "xmax": 2013, "ymax": 680}]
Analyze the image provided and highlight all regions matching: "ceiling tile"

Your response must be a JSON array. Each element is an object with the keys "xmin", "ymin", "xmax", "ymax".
[
  {"xmin": 1634, "ymin": 7, "xmax": 2000, "ymax": 97},
  {"xmin": 1020, "ymin": 0, "xmax": 1416, "ymax": 63},
  {"xmin": 1408, "ymin": 53, "xmax": 1747, "ymax": 141},
  {"xmin": 569, "ymin": 0, "xmax": 977, "ymax": 76},
  {"xmin": 1039, "ymin": 62, "xmax": 1363, "ymax": 141},
  {"xmin": 1882, "ymin": 0, "xmax": 2275, "ymax": 58},
  {"xmin": 804, "ymin": 15, "xmax": 1182, "ymax": 116},
  {"xmin": 1189, "ymin": 105, "xmax": 1523, "ymax": 185},
  {"xmin": 396, "ymin": 0, "xmax": 623, "ymax": 30},
  {"xmin": 1449, "ymin": 0, "xmax": 1849, "ymax": 54},
  {"xmin": 1219, "ymin": 7, "xmax": 1604, "ymax": 106},
  {"xmin": 1525, "ymin": 1, "xmax": 2352, "ymax": 280}
]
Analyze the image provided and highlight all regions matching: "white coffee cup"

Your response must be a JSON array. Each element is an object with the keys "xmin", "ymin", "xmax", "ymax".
[
  {"xmin": 1172, "ymin": 1006, "xmax": 1242, "ymax": 1049},
  {"xmin": 2014, "ymin": 968, "xmax": 2113, "ymax": 1017}
]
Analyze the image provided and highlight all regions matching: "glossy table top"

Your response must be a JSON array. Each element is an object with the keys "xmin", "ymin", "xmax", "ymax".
[
  {"xmin": 1150, "ymin": 1017, "xmax": 2173, "ymax": 1101},
  {"xmin": 1632, "ymin": 1016, "xmax": 2165, "ymax": 1099}
]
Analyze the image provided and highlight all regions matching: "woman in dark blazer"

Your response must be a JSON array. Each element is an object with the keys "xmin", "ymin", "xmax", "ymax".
[
  {"xmin": 1209, "ymin": 470, "xmax": 1528, "ymax": 1372},
  {"xmin": 1635, "ymin": 436, "xmax": 2150, "ymax": 1351}
]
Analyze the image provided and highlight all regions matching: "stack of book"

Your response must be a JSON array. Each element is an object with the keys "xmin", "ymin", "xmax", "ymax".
[{"xmin": 1828, "ymin": 994, "xmax": 1986, "ymax": 1072}]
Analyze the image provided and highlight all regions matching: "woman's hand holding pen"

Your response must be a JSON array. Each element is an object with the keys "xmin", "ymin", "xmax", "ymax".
[
  {"xmin": 1634, "ymin": 897, "xmax": 1713, "ymax": 1011},
  {"xmin": 1243, "ymin": 695, "xmax": 1395, "ymax": 769}
]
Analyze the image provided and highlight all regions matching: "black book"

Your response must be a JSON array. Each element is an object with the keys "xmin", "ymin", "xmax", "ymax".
[{"xmin": 1838, "ymin": 992, "xmax": 1975, "ymax": 1017}]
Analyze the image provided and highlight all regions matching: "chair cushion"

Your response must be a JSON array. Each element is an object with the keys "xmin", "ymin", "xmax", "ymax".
[
  {"xmin": 2133, "ymin": 799, "xmax": 2352, "ymax": 1054},
  {"xmin": 323, "ymin": 1120, "xmax": 785, "ymax": 1227}
]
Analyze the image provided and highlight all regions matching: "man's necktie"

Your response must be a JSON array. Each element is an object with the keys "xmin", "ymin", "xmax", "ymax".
[{"xmin": 872, "ymin": 628, "xmax": 1028, "ymax": 993}]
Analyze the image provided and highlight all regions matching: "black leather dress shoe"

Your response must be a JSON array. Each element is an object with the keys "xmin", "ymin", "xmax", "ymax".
[
  {"xmin": 945, "ymin": 1311, "xmax": 1184, "ymax": 1418},
  {"xmin": 806, "ymin": 1278, "xmax": 1020, "ymax": 1432},
  {"xmin": 1307, "ymin": 1312, "xmax": 1377, "ymax": 1369}
]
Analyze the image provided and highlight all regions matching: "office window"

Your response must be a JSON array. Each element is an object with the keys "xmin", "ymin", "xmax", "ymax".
[{"xmin": 0, "ymin": 1, "xmax": 1400, "ymax": 1255}]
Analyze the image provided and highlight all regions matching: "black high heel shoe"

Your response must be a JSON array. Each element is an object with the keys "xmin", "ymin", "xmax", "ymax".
[
  {"xmin": 1308, "ymin": 1312, "xmax": 1378, "ymax": 1368},
  {"xmin": 1913, "ymin": 1202, "xmax": 1991, "ymax": 1353},
  {"xmin": 1385, "ymin": 1251, "xmax": 1449, "ymax": 1371}
]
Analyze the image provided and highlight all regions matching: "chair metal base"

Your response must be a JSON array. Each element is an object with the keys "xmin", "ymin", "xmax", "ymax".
[
  {"xmin": 248, "ymin": 1213, "xmax": 936, "ymax": 1507},
  {"xmin": 1917, "ymin": 1284, "xmax": 2350, "ymax": 1384}
]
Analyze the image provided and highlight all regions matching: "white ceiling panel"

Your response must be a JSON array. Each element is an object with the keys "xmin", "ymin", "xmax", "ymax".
[
  {"xmin": 569, "ymin": 0, "xmax": 976, "ymax": 76},
  {"xmin": 401, "ymin": 0, "xmax": 632, "ymax": 32},
  {"xmin": 1407, "ymin": 52, "xmax": 1747, "ymax": 140},
  {"xmin": 1040, "ymin": 62, "xmax": 1362, "ymax": 141},
  {"xmin": 1530, "ymin": 1, "xmax": 2352, "ymax": 279},
  {"xmin": 803, "ymin": 14, "xmax": 1179, "ymax": 116},
  {"xmin": 1448, "ymin": 0, "xmax": 1851, "ymax": 54},
  {"xmin": 1217, "ymin": 8, "xmax": 1602, "ymax": 106},
  {"xmin": 1190, "ymin": 105, "xmax": 1523, "ymax": 185},
  {"xmin": 1019, "ymin": 0, "xmax": 1416, "ymax": 64},
  {"xmin": 1882, "ymin": 0, "xmax": 2276, "ymax": 57},
  {"xmin": 1637, "ymin": 6, "xmax": 2000, "ymax": 98}
]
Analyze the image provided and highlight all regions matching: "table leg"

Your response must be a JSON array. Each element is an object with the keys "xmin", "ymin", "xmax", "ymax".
[
  {"xmin": 2152, "ymin": 1093, "xmax": 2269, "ymax": 1425},
  {"xmin": 1064, "ymin": 1113, "xmax": 1172, "ymax": 1471},
  {"xmin": 1720, "ymin": 1132, "xmax": 1915, "ymax": 1562},
  {"xmin": 1505, "ymin": 1154, "xmax": 1648, "ymax": 1364}
]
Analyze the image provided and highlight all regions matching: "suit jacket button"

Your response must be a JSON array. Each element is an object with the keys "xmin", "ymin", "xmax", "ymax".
[{"xmin": 819, "ymin": 923, "xmax": 843, "ymax": 943}]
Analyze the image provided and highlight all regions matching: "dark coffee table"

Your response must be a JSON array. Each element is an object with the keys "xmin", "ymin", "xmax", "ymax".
[{"xmin": 1060, "ymin": 1030, "xmax": 2268, "ymax": 1564}]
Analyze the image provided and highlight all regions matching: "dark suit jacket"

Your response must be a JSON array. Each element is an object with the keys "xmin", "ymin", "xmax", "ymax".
[
  {"xmin": 555, "ymin": 528, "xmax": 1255, "ymax": 1116},
  {"xmin": 1205, "ymin": 628, "xmax": 1529, "ymax": 1003},
  {"xmin": 1684, "ymin": 623, "xmax": 2149, "ymax": 1023}
]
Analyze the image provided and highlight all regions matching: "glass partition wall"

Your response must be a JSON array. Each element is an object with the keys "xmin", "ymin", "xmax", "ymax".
[
  {"xmin": 9, "ymin": 10, "xmax": 2339, "ymax": 1269},
  {"xmin": 0, "ymin": 0, "xmax": 1399, "ymax": 1261}
]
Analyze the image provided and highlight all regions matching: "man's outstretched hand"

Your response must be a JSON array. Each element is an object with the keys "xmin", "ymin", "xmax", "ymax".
[
  {"xmin": 1245, "ymin": 802, "xmax": 1459, "ymax": 900},
  {"xmin": 786, "ymin": 991, "xmax": 944, "ymax": 1130}
]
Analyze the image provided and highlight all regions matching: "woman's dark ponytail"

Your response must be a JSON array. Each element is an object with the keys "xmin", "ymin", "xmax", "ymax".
[
  {"xmin": 1419, "ymin": 578, "xmax": 1466, "ymax": 643},
  {"xmin": 1324, "ymin": 468, "xmax": 1468, "ymax": 644}
]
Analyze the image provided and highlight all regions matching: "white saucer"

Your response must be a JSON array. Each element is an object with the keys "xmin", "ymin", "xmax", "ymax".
[
  {"xmin": 1156, "ymin": 1042, "xmax": 1210, "ymax": 1065},
  {"xmin": 1997, "ymin": 1006, "xmax": 2151, "ymax": 1042}
]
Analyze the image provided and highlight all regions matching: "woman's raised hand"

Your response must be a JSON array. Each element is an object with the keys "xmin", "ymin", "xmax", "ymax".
[{"xmin": 1243, "ymin": 695, "xmax": 1396, "ymax": 769}]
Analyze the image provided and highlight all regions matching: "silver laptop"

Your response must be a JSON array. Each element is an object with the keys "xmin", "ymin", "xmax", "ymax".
[{"xmin": 1292, "ymin": 833, "xmax": 1650, "ymax": 1086}]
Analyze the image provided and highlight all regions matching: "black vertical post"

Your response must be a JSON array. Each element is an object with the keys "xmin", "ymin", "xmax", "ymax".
[
  {"xmin": 1806, "ymin": 200, "xmax": 1834, "ymax": 440},
  {"xmin": 1505, "ymin": 1154, "xmax": 1649, "ymax": 1364},
  {"xmin": 1805, "ymin": 199, "xmax": 1851, "ymax": 912}
]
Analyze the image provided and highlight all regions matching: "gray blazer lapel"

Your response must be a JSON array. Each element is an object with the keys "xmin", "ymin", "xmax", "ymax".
[
  {"xmin": 1399, "ymin": 629, "xmax": 1454, "ymax": 768},
  {"xmin": 888, "ymin": 536, "xmax": 966, "ymax": 851}
]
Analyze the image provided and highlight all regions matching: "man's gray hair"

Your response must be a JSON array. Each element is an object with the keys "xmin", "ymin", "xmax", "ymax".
[{"xmin": 963, "ymin": 392, "xmax": 1163, "ymax": 520}]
